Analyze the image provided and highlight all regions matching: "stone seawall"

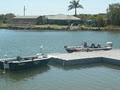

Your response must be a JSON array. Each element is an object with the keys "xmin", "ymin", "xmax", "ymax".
[
  {"xmin": 50, "ymin": 57, "xmax": 103, "ymax": 66},
  {"xmin": 102, "ymin": 57, "xmax": 120, "ymax": 66}
]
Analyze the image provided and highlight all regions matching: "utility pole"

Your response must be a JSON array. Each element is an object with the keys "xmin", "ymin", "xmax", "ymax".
[{"xmin": 24, "ymin": 6, "xmax": 26, "ymax": 16}]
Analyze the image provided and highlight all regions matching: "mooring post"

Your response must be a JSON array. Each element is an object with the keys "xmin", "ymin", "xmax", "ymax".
[
  {"xmin": 3, "ymin": 55, "xmax": 7, "ymax": 74},
  {"xmin": 63, "ymin": 61, "xmax": 65, "ymax": 66}
]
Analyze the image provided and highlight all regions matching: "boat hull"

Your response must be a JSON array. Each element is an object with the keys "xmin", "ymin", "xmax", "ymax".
[
  {"xmin": 0, "ymin": 58, "xmax": 49, "ymax": 71},
  {"xmin": 65, "ymin": 48, "xmax": 82, "ymax": 53},
  {"xmin": 65, "ymin": 47, "xmax": 112, "ymax": 53},
  {"xmin": 9, "ymin": 59, "xmax": 49, "ymax": 70},
  {"xmin": 0, "ymin": 61, "xmax": 4, "ymax": 69}
]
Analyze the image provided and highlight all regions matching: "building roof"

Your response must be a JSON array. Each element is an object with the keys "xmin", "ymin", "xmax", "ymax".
[
  {"xmin": 45, "ymin": 14, "xmax": 80, "ymax": 20},
  {"xmin": 13, "ymin": 14, "xmax": 81, "ymax": 20},
  {"xmin": 13, "ymin": 16, "xmax": 39, "ymax": 19}
]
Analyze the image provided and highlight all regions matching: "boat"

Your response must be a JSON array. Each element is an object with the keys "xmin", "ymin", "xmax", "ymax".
[
  {"xmin": 64, "ymin": 42, "xmax": 113, "ymax": 53},
  {"xmin": 0, "ymin": 53, "xmax": 50, "ymax": 71}
]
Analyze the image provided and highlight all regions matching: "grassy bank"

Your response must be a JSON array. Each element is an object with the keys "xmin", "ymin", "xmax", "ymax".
[{"xmin": 0, "ymin": 24, "xmax": 120, "ymax": 31}]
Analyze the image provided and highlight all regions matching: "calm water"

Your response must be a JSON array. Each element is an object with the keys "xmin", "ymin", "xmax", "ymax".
[{"xmin": 0, "ymin": 29, "xmax": 120, "ymax": 90}]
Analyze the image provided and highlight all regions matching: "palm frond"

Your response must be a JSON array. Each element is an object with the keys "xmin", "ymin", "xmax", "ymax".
[
  {"xmin": 77, "ymin": 4, "xmax": 83, "ymax": 9},
  {"xmin": 68, "ymin": 5, "xmax": 74, "ymax": 11},
  {"xmin": 70, "ymin": 1, "xmax": 74, "ymax": 5},
  {"xmin": 68, "ymin": 0, "xmax": 83, "ymax": 15},
  {"xmin": 76, "ymin": 0, "xmax": 80, "ymax": 5}
]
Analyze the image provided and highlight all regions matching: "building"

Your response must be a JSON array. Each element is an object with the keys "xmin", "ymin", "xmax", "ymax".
[
  {"xmin": 45, "ymin": 14, "xmax": 81, "ymax": 25},
  {"xmin": 12, "ymin": 16, "xmax": 39, "ymax": 25},
  {"xmin": 12, "ymin": 14, "xmax": 81, "ymax": 25}
]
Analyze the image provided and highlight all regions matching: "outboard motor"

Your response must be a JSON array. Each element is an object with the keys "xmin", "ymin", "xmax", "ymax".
[{"xmin": 106, "ymin": 42, "xmax": 113, "ymax": 49}]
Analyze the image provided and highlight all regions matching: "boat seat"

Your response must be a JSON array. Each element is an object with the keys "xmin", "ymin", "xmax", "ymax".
[
  {"xmin": 24, "ymin": 58, "xmax": 29, "ymax": 60},
  {"xmin": 83, "ymin": 42, "xmax": 88, "ymax": 48},
  {"xmin": 97, "ymin": 44, "xmax": 101, "ymax": 48},
  {"xmin": 38, "ymin": 56, "xmax": 43, "ymax": 59},
  {"xmin": 90, "ymin": 43, "xmax": 96, "ymax": 48},
  {"xmin": 17, "ymin": 56, "xmax": 22, "ymax": 61}
]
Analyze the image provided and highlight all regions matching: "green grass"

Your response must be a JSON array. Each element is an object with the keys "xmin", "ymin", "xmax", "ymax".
[
  {"xmin": 1, "ymin": 24, "xmax": 120, "ymax": 31},
  {"xmin": 34, "ymin": 25, "xmax": 68, "ymax": 29},
  {"xmin": 34, "ymin": 25, "xmax": 84, "ymax": 30},
  {"xmin": 0, "ymin": 23, "xmax": 7, "ymax": 27}
]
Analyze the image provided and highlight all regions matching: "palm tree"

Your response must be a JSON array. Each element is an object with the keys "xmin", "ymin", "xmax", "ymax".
[{"xmin": 68, "ymin": 0, "xmax": 83, "ymax": 16}]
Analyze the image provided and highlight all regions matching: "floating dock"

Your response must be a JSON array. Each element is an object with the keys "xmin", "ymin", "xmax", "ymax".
[{"xmin": 49, "ymin": 49, "xmax": 120, "ymax": 66}]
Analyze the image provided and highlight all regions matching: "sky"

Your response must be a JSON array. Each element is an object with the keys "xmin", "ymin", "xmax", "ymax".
[{"xmin": 0, "ymin": 0, "xmax": 120, "ymax": 16}]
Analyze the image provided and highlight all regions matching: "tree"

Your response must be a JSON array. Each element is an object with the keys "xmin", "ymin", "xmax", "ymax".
[
  {"xmin": 37, "ymin": 16, "xmax": 47, "ymax": 25},
  {"xmin": 93, "ymin": 15, "xmax": 105, "ymax": 27},
  {"xmin": 68, "ymin": 0, "xmax": 83, "ymax": 16},
  {"xmin": 4, "ymin": 13, "xmax": 15, "ymax": 23},
  {"xmin": 0, "ymin": 14, "xmax": 5, "ymax": 23},
  {"xmin": 0, "ymin": 13, "xmax": 15, "ymax": 24},
  {"xmin": 107, "ymin": 3, "xmax": 120, "ymax": 26}
]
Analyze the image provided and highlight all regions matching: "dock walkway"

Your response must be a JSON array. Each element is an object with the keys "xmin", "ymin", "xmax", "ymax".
[{"xmin": 49, "ymin": 49, "xmax": 120, "ymax": 66}]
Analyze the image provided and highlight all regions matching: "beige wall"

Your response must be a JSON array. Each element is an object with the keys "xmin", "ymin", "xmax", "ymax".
[{"xmin": 12, "ymin": 18, "xmax": 37, "ymax": 25}]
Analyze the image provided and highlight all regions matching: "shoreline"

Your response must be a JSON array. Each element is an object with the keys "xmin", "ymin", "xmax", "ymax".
[{"xmin": 0, "ymin": 25, "xmax": 120, "ymax": 31}]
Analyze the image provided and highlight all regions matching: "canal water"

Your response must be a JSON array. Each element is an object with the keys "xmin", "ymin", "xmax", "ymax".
[{"xmin": 0, "ymin": 29, "xmax": 120, "ymax": 90}]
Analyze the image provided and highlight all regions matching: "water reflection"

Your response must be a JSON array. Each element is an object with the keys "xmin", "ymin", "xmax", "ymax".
[
  {"xmin": 50, "ymin": 63, "xmax": 120, "ymax": 71},
  {"xmin": 0, "ymin": 65, "xmax": 50, "ymax": 82}
]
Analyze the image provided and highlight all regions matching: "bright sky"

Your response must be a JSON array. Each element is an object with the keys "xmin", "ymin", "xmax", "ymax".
[{"xmin": 0, "ymin": 0, "xmax": 120, "ymax": 15}]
